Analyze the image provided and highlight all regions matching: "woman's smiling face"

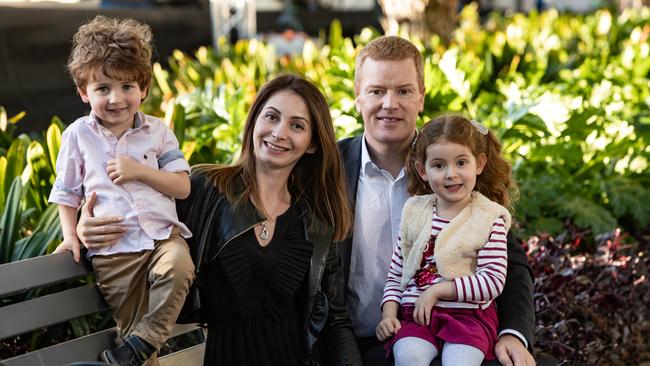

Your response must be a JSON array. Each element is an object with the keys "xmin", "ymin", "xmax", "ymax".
[{"xmin": 252, "ymin": 89, "xmax": 316, "ymax": 173}]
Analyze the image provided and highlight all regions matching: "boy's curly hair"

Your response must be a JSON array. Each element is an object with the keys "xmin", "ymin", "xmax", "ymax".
[{"xmin": 67, "ymin": 15, "xmax": 153, "ymax": 91}]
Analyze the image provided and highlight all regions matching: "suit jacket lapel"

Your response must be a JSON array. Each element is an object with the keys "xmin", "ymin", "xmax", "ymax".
[{"xmin": 337, "ymin": 135, "xmax": 363, "ymax": 285}]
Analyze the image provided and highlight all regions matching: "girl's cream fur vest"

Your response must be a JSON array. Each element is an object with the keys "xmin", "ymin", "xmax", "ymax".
[{"xmin": 399, "ymin": 192, "xmax": 512, "ymax": 289}]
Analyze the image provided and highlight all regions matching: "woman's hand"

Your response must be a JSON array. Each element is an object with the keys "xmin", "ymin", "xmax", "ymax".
[
  {"xmin": 413, "ymin": 286, "xmax": 439, "ymax": 326},
  {"xmin": 376, "ymin": 316, "xmax": 401, "ymax": 341},
  {"xmin": 76, "ymin": 192, "xmax": 126, "ymax": 249}
]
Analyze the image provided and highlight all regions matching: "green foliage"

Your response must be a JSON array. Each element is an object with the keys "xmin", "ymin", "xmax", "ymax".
[
  {"xmin": 1, "ymin": 8, "xmax": 647, "ymax": 361},
  {"xmin": 142, "ymin": 24, "xmax": 376, "ymax": 164},
  {"xmin": 1, "ymin": 6, "xmax": 649, "ymax": 267},
  {"xmin": 0, "ymin": 108, "xmax": 61, "ymax": 265},
  {"xmin": 0, "ymin": 178, "xmax": 23, "ymax": 263},
  {"xmin": 143, "ymin": 5, "xmax": 649, "ymax": 239}
]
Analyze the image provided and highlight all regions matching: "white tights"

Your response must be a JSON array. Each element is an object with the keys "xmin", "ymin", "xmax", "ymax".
[
  {"xmin": 442, "ymin": 342, "xmax": 485, "ymax": 366},
  {"xmin": 393, "ymin": 337, "xmax": 438, "ymax": 366},
  {"xmin": 393, "ymin": 337, "xmax": 485, "ymax": 366}
]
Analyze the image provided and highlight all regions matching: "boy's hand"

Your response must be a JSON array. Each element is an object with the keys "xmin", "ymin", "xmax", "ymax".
[
  {"xmin": 414, "ymin": 286, "xmax": 440, "ymax": 326},
  {"xmin": 107, "ymin": 156, "xmax": 143, "ymax": 184},
  {"xmin": 54, "ymin": 236, "xmax": 81, "ymax": 263},
  {"xmin": 376, "ymin": 316, "xmax": 401, "ymax": 341}
]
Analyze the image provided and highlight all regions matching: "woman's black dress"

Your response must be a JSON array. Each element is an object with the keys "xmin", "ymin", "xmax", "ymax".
[{"xmin": 202, "ymin": 204, "xmax": 314, "ymax": 366}]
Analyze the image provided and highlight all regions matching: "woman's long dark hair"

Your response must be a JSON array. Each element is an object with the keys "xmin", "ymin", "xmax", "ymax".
[{"xmin": 194, "ymin": 74, "xmax": 352, "ymax": 241}]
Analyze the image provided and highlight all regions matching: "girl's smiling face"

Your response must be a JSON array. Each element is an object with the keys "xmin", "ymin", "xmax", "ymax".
[{"xmin": 416, "ymin": 139, "xmax": 486, "ymax": 214}]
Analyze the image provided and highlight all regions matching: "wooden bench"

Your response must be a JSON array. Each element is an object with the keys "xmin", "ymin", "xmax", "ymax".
[{"xmin": 0, "ymin": 252, "xmax": 205, "ymax": 366}]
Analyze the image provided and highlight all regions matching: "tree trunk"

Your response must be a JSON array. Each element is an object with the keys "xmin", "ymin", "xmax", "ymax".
[
  {"xmin": 617, "ymin": 0, "xmax": 650, "ymax": 8},
  {"xmin": 424, "ymin": 0, "xmax": 458, "ymax": 43},
  {"xmin": 378, "ymin": 0, "xmax": 458, "ymax": 43}
]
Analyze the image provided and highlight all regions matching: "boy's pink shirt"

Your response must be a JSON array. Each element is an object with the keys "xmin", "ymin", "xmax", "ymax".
[{"xmin": 49, "ymin": 111, "xmax": 192, "ymax": 257}]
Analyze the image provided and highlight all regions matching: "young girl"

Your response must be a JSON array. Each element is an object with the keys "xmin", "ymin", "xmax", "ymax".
[{"xmin": 376, "ymin": 115, "xmax": 517, "ymax": 366}]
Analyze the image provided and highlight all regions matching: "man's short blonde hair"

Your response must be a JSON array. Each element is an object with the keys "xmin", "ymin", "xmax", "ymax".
[{"xmin": 354, "ymin": 36, "xmax": 424, "ymax": 93}]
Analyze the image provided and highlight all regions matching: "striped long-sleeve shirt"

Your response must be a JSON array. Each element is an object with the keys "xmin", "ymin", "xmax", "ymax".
[{"xmin": 382, "ymin": 208, "xmax": 508, "ymax": 310}]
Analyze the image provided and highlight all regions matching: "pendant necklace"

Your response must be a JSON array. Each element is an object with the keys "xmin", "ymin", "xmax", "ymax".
[
  {"xmin": 259, "ymin": 221, "xmax": 270, "ymax": 240},
  {"xmin": 257, "ymin": 197, "xmax": 288, "ymax": 241}
]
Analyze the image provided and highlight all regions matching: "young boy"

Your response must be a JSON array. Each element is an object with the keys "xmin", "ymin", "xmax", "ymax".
[{"xmin": 49, "ymin": 16, "xmax": 194, "ymax": 366}]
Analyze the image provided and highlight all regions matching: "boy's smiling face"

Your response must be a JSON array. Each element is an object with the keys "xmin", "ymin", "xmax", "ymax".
[{"xmin": 78, "ymin": 68, "xmax": 147, "ymax": 136}]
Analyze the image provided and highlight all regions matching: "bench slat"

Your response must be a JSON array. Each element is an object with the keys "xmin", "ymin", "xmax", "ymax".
[
  {"xmin": 0, "ymin": 285, "xmax": 110, "ymax": 340},
  {"xmin": 1, "ymin": 324, "xmax": 201, "ymax": 366},
  {"xmin": 168, "ymin": 323, "xmax": 201, "ymax": 338},
  {"xmin": 2, "ymin": 328, "xmax": 116, "ymax": 366},
  {"xmin": 0, "ymin": 252, "xmax": 91, "ymax": 298},
  {"xmin": 159, "ymin": 343, "xmax": 206, "ymax": 366}
]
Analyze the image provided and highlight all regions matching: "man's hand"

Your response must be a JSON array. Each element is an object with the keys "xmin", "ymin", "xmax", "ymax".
[
  {"xmin": 53, "ymin": 236, "xmax": 81, "ymax": 263},
  {"xmin": 107, "ymin": 156, "xmax": 142, "ymax": 184},
  {"xmin": 494, "ymin": 334, "xmax": 535, "ymax": 366},
  {"xmin": 376, "ymin": 316, "xmax": 401, "ymax": 341},
  {"xmin": 76, "ymin": 192, "xmax": 125, "ymax": 249},
  {"xmin": 413, "ymin": 286, "xmax": 439, "ymax": 326}
]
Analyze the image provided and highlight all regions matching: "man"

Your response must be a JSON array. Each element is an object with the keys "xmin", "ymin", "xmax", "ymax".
[{"xmin": 337, "ymin": 35, "xmax": 536, "ymax": 366}]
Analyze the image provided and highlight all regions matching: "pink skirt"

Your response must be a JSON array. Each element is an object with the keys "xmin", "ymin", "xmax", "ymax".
[{"xmin": 384, "ymin": 304, "xmax": 498, "ymax": 360}]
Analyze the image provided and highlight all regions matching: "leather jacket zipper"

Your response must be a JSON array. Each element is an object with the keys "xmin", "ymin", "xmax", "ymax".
[{"xmin": 213, "ymin": 221, "xmax": 263, "ymax": 258}]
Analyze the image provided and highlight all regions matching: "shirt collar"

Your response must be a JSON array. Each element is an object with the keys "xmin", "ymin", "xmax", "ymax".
[
  {"xmin": 360, "ymin": 133, "xmax": 377, "ymax": 176},
  {"xmin": 133, "ymin": 111, "xmax": 147, "ymax": 128},
  {"xmin": 360, "ymin": 132, "xmax": 413, "ymax": 180},
  {"xmin": 84, "ymin": 111, "xmax": 149, "ymax": 130}
]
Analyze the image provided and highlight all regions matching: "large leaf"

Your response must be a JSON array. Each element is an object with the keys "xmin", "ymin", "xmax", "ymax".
[
  {"xmin": 46, "ymin": 122, "xmax": 62, "ymax": 173},
  {"xmin": 26, "ymin": 140, "xmax": 53, "ymax": 212},
  {"xmin": 168, "ymin": 102, "xmax": 186, "ymax": 148},
  {"xmin": 0, "ymin": 177, "xmax": 24, "ymax": 264},
  {"xmin": 557, "ymin": 197, "xmax": 618, "ymax": 236},
  {"xmin": 0, "ymin": 156, "xmax": 6, "ymax": 210},
  {"xmin": 0, "ymin": 106, "xmax": 6, "ymax": 132},
  {"xmin": 12, "ymin": 203, "xmax": 61, "ymax": 261},
  {"xmin": 3, "ymin": 135, "xmax": 29, "ymax": 199},
  {"xmin": 604, "ymin": 177, "xmax": 650, "ymax": 231}
]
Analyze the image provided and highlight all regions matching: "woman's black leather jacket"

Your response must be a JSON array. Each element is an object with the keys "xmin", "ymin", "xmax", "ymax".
[{"xmin": 177, "ymin": 172, "xmax": 361, "ymax": 366}]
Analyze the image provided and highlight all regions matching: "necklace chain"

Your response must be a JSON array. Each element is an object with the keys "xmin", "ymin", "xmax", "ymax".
[{"xmin": 256, "ymin": 199, "xmax": 288, "ymax": 241}]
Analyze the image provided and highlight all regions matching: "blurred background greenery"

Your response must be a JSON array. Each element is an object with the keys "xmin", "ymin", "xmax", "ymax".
[
  {"xmin": 5, "ymin": 5, "xmax": 647, "ymax": 263},
  {"xmin": 1, "ymin": 3, "xmax": 649, "ymax": 363}
]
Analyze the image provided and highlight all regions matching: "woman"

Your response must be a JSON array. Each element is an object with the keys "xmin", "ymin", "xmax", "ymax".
[{"xmin": 77, "ymin": 74, "xmax": 362, "ymax": 366}]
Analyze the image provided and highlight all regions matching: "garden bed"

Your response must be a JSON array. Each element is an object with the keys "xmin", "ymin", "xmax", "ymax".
[{"xmin": 530, "ymin": 226, "xmax": 650, "ymax": 365}]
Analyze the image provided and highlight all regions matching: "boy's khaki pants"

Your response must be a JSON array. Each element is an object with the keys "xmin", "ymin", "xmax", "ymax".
[{"xmin": 92, "ymin": 227, "xmax": 195, "ymax": 366}]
